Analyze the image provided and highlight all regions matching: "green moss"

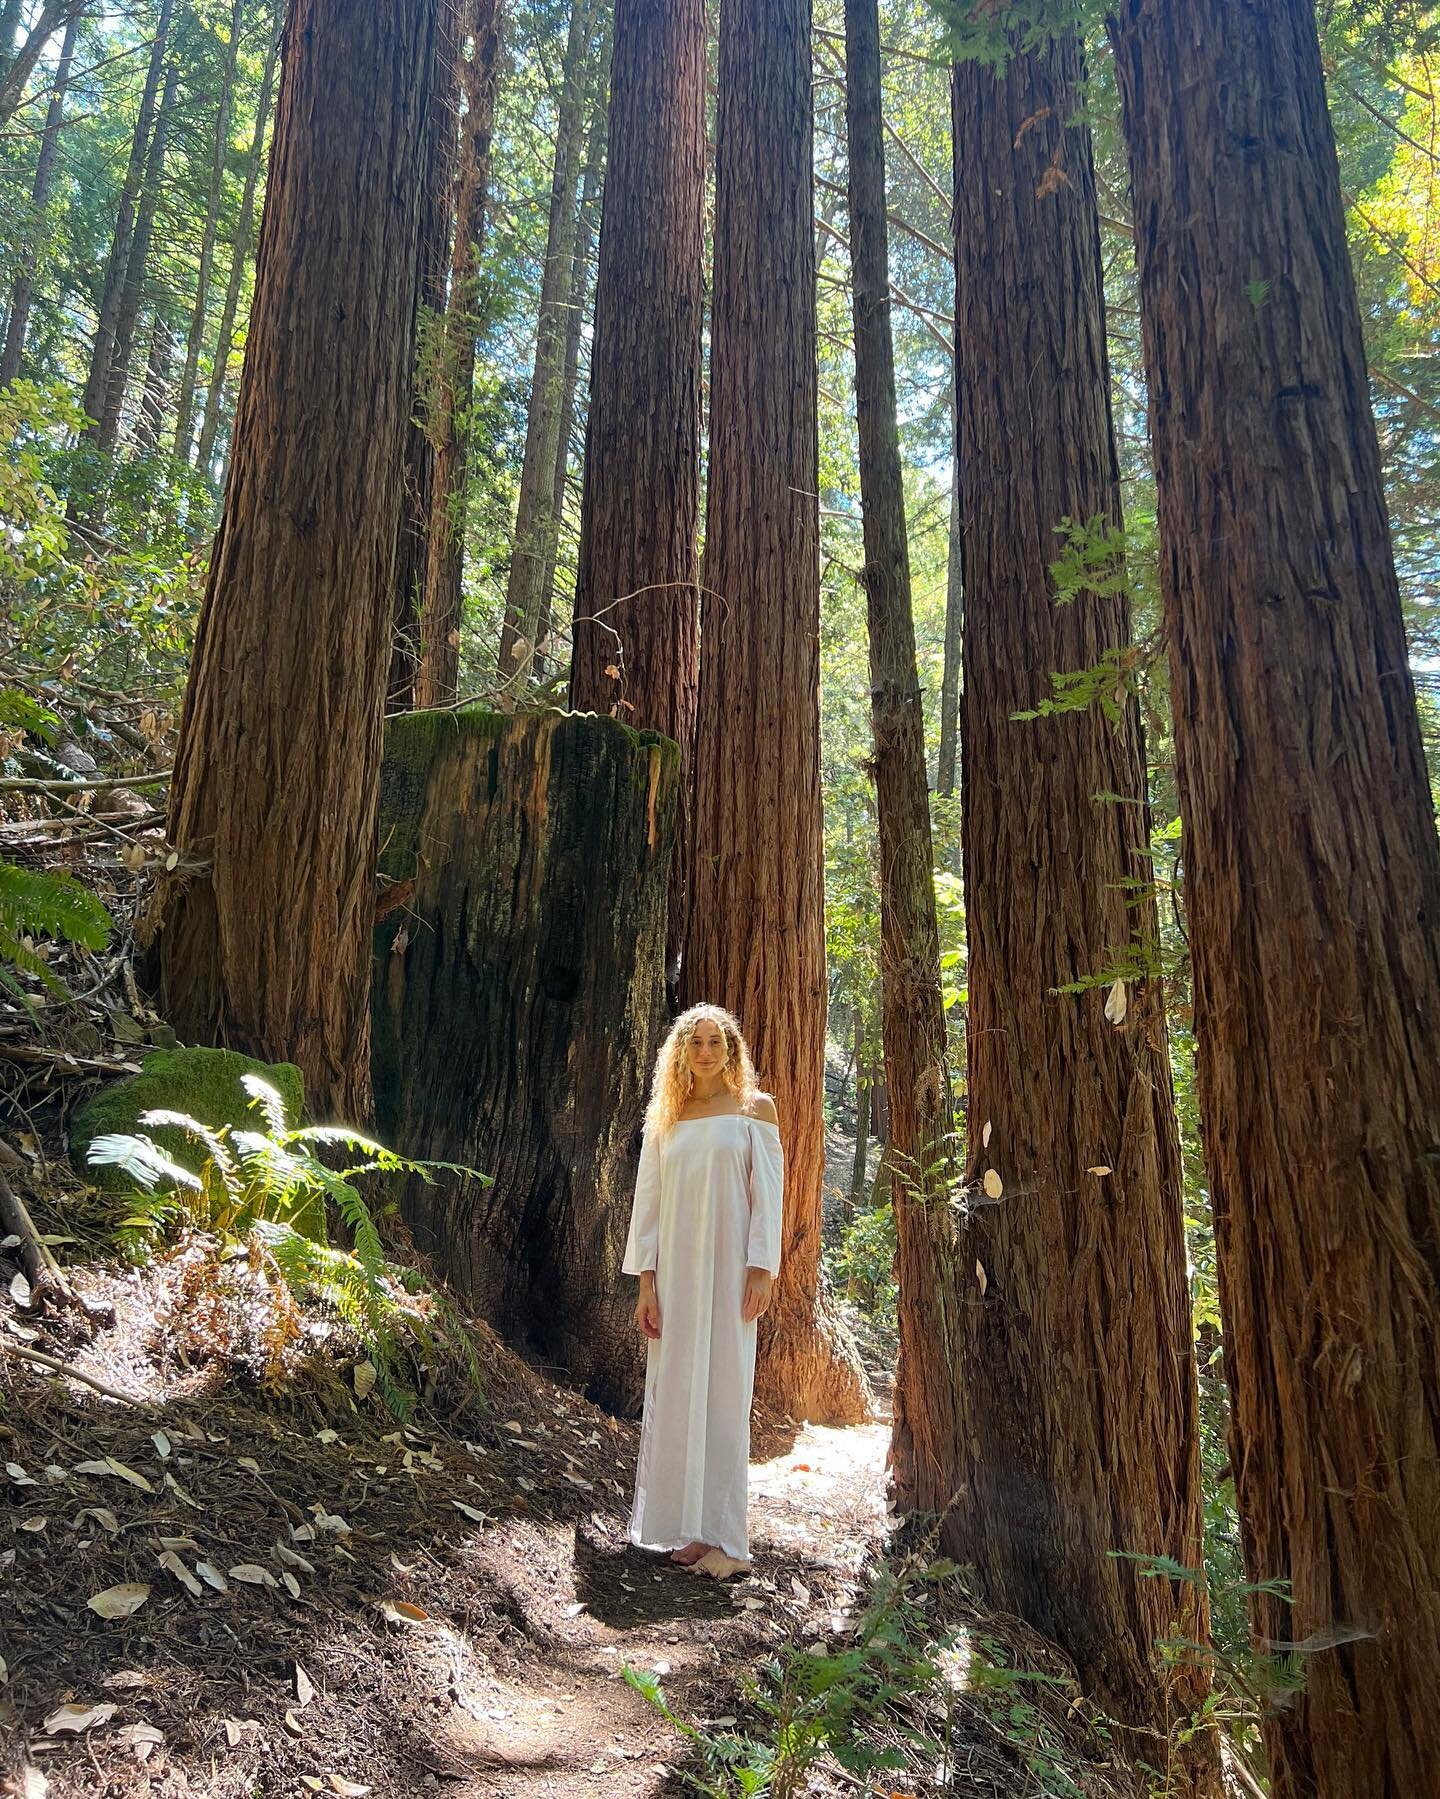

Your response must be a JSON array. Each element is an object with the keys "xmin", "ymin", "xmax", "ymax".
[{"xmin": 71, "ymin": 1046, "xmax": 305, "ymax": 1193}]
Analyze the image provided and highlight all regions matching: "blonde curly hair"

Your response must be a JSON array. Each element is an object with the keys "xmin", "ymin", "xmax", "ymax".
[{"xmin": 645, "ymin": 1002, "xmax": 759, "ymax": 1136}]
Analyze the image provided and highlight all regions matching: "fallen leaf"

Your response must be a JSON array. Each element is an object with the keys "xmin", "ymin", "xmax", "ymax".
[
  {"xmin": 158, "ymin": 1534, "xmax": 198, "ymax": 1551},
  {"xmin": 791, "ymin": 1577, "xmax": 811, "ymax": 1604},
  {"xmin": 975, "ymin": 1259, "xmax": 989, "ymax": 1297},
  {"xmin": 378, "ymin": 1598, "xmax": 428, "ymax": 1626},
  {"xmin": 281, "ymin": 1570, "xmax": 301, "ymax": 1599},
  {"xmin": 6, "ymin": 1462, "xmax": 37, "ymax": 1486},
  {"xmin": 19, "ymin": 1516, "xmax": 47, "ymax": 1532},
  {"xmin": 981, "ymin": 1119, "xmax": 992, "ymax": 1149},
  {"xmin": 74, "ymin": 1457, "xmax": 153, "ymax": 1494},
  {"xmin": 1088, "ymin": 1165, "xmax": 1113, "ymax": 1177},
  {"xmin": 196, "ymin": 1561, "xmax": 229, "ymax": 1592},
  {"xmin": 452, "ymin": 1500, "xmax": 486, "ymax": 1522},
  {"xmin": 44, "ymin": 1701, "xmax": 117, "ymax": 1735},
  {"xmin": 236, "ymin": 1457, "xmax": 260, "ymax": 1474},
  {"xmin": 283, "ymin": 1708, "xmax": 306, "ymax": 1736},
  {"xmin": 158, "ymin": 1551, "xmax": 204, "ymax": 1597},
  {"xmin": 229, "ymin": 1563, "xmax": 278, "ymax": 1586},
  {"xmin": 19, "ymin": 1767, "xmax": 47, "ymax": 1798},
  {"xmin": 87, "ymin": 1582, "xmax": 150, "ymax": 1619},
  {"xmin": 301, "ymin": 1781, "xmax": 325, "ymax": 1794},
  {"xmin": 10, "ymin": 1271, "xmax": 31, "ymax": 1308},
  {"xmin": 1103, "ymin": 979, "xmax": 1127, "ymax": 1026},
  {"xmin": 275, "ymin": 1542, "xmax": 316, "ymax": 1574},
  {"xmin": 982, "ymin": 1168, "xmax": 1004, "ymax": 1200},
  {"xmin": 101, "ymin": 1670, "xmax": 146, "ymax": 1691},
  {"xmin": 0, "ymin": 1655, "xmax": 6, "ymax": 1683},
  {"xmin": 327, "ymin": 1780, "xmax": 371, "ymax": 1797},
  {"xmin": 353, "ymin": 1361, "xmax": 377, "ymax": 1400},
  {"xmin": 114, "ymin": 1722, "xmax": 163, "ymax": 1761},
  {"xmin": 79, "ymin": 1507, "xmax": 120, "ymax": 1535},
  {"xmin": 295, "ymin": 1664, "xmax": 315, "ymax": 1707},
  {"xmin": 150, "ymin": 1431, "xmax": 171, "ymax": 1459},
  {"xmin": 315, "ymin": 1429, "xmax": 339, "ymax": 1445}
]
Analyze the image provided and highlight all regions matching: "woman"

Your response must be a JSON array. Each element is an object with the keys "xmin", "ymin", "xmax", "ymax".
[{"xmin": 622, "ymin": 1003, "xmax": 784, "ymax": 1574}]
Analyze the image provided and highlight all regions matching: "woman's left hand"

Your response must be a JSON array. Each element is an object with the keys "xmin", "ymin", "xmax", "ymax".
[{"xmin": 742, "ymin": 1267, "xmax": 774, "ymax": 1324}]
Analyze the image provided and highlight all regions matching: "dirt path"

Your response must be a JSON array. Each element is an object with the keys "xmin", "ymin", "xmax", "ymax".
[{"xmin": 431, "ymin": 1424, "xmax": 890, "ymax": 1796}]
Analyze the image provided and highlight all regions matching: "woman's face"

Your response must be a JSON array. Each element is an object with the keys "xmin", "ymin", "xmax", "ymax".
[{"xmin": 685, "ymin": 1018, "xmax": 728, "ymax": 1080}]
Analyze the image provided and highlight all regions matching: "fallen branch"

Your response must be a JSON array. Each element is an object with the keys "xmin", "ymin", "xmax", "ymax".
[
  {"xmin": 0, "ymin": 770, "xmax": 170, "ymax": 794},
  {"xmin": 0, "ymin": 1164, "xmax": 110, "ymax": 1330},
  {"xmin": 2, "ymin": 1340, "xmax": 151, "ymax": 1409}
]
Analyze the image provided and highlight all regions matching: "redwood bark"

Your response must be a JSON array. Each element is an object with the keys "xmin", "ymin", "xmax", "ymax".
[
  {"xmin": 536, "ymin": 10, "xmax": 611, "ymax": 661},
  {"xmin": 78, "ymin": 0, "xmax": 175, "ymax": 442},
  {"xmin": 414, "ymin": 0, "xmax": 503, "ymax": 710},
  {"xmin": 1109, "ymin": 4, "xmax": 1440, "ymax": 1791},
  {"xmin": 937, "ymin": 433, "xmax": 961, "ymax": 799},
  {"xmin": 844, "ymin": 0, "xmax": 957, "ymax": 1508},
  {"xmin": 154, "ymin": 0, "xmax": 441, "ymax": 1120},
  {"xmin": 567, "ymin": 0, "xmax": 704, "ymax": 999},
  {"xmin": 98, "ymin": 57, "xmax": 178, "ymax": 452},
  {"xmin": 495, "ymin": 0, "xmax": 592, "ymax": 693},
  {"xmin": 372, "ymin": 707, "xmax": 677, "ymax": 1412},
  {"xmin": 947, "ymin": 34, "xmax": 1210, "ymax": 1745},
  {"xmin": 684, "ymin": 0, "xmax": 866, "ymax": 1426},
  {"xmin": 173, "ymin": 0, "xmax": 246, "ymax": 463},
  {"xmin": 0, "ymin": 6, "xmax": 78, "ymax": 388},
  {"xmin": 391, "ymin": 0, "xmax": 462, "ymax": 711},
  {"xmin": 132, "ymin": 311, "xmax": 173, "ymax": 454},
  {"xmin": 197, "ymin": 19, "xmax": 282, "ymax": 475}
]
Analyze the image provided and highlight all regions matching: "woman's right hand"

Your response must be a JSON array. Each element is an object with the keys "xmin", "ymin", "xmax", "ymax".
[{"xmin": 635, "ymin": 1274, "xmax": 662, "ymax": 1341}]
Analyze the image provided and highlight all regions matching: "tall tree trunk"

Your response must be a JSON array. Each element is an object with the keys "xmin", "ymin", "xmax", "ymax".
[
  {"xmin": 413, "ymin": 0, "xmax": 503, "ymax": 710},
  {"xmin": 132, "ymin": 310, "xmax": 173, "ymax": 454},
  {"xmin": 495, "ymin": 0, "xmax": 592, "ymax": 694},
  {"xmin": 98, "ymin": 57, "xmax": 179, "ymax": 452},
  {"xmin": 197, "ymin": 17, "xmax": 281, "ymax": 476},
  {"xmin": 390, "ymin": 0, "xmax": 462, "ymax": 712},
  {"xmin": 0, "ymin": 6, "xmax": 79, "ymax": 388},
  {"xmin": 152, "ymin": 0, "xmax": 441, "ymax": 1121},
  {"xmin": 844, "ymin": 0, "xmax": 960, "ymax": 1530},
  {"xmin": 1109, "ymin": 4, "xmax": 1440, "ymax": 1791},
  {"xmin": 173, "ymin": 0, "xmax": 246, "ymax": 463},
  {"xmin": 936, "ymin": 422, "xmax": 961, "ymax": 799},
  {"xmin": 0, "ymin": 0, "xmax": 22, "ymax": 70},
  {"xmin": 684, "ymin": 0, "xmax": 866, "ymax": 1426},
  {"xmin": 535, "ymin": 10, "xmax": 610, "ymax": 665},
  {"xmin": 0, "ymin": 0, "xmax": 83, "ymax": 129},
  {"xmin": 567, "ymin": 0, "xmax": 704, "ymax": 998},
  {"xmin": 849, "ymin": 1036, "xmax": 870, "ymax": 1210},
  {"xmin": 78, "ymin": 0, "xmax": 175, "ymax": 440},
  {"xmin": 946, "ymin": 34, "xmax": 1211, "ymax": 1747}
]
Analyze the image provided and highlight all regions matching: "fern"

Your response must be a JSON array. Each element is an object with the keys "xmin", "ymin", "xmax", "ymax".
[
  {"xmin": 88, "ymin": 1075, "xmax": 472, "ymax": 1413},
  {"xmin": 0, "ymin": 857, "xmax": 113, "ymax": 1004}
]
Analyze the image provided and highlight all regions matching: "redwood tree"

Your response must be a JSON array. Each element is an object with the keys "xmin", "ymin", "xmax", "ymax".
[
  {"xmin": 567, "ymin": 0, "xmax": 705, "ymax": 992},
  {"xmin": 946, "ymin": 31, "xmax": 1209, "ymax": 1739},
  {"xmin": 1109, "ymin": 3, "xmax": 1440, "ymax": 1790},
  {"xmin": 684, "ymin": 0, "xmax": 866, "ymax": 1425},
  {"xmin": 843, "ymin": 0, "xmax": 958, "ymax": 1504},
  {"xmin": 155, "ymin": 0, "xmax": 441, "ymax": 1119},
  {"xmin": 414, "ymin": 0, "xmax": 503, "ymax": 709}
]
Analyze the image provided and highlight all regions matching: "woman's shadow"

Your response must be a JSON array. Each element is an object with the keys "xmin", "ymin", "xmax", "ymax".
[{"xmin": 571, "ymin": 1519, "xmax": 739, "ymax": 1628}]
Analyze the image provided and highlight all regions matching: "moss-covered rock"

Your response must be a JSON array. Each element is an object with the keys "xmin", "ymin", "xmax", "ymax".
[{"xmin": 71, "ymin": 1046, "xmax": 305, "ymax": 1192}]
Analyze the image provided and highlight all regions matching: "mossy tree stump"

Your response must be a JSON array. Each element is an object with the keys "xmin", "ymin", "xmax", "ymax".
[{"xmin": 373, "ymin": 706, "xmax": 678, "ymax": 1412}]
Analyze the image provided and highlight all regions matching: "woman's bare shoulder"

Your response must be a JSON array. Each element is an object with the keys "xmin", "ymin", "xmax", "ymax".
[{"xmin": 748, "ymin": 1092, "xmax": 779, "ymax": 1125}]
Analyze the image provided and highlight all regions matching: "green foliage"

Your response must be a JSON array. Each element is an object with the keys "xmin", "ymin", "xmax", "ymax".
[
  {"xmin": 927, "ymin": 0, "xmax": 1100, "ymax": 68},
  {"xmin": 86, "ymin": 1073, "xmax": 480, "ymax": 1413},
  {"xmin": 832, "ymin": 1200, "xmax": 898, "ymax": 1335},
  {"xmin": 625, "ymin": 1557, "xmax": 958, "ymax": 1796},
  {"xmin": 0, "ymin": 855, "xmax": 113, "ymax": 1003}
]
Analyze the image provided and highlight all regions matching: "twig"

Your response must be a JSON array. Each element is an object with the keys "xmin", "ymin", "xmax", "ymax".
[
  {"xmin": 0, "ymin": 770, "xmax": 170, "ymax": 794},
  {"xmin": 0, "ymin": 1164, "xmax": 109, "ymax": 1330},
  {"xmin": 2, "ymin": 1340, "xmax": 152, "ymax": 1410}
]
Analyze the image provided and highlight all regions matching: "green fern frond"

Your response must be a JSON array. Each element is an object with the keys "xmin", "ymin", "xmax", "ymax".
[
  {"xmin": 240, "ymin": 1073, "xmax": 294, "ymax": 1134},
  {"xmin": 0, "ymin": 858, "xmax": 113, "ymax": 951},
  {"xmin": 88, "ymin": 1131, "xmax": 206, "ymax": 1192},
  {"xmin": 136, "ymin": 1109, "xmax": 239, "ymax": 1186}
]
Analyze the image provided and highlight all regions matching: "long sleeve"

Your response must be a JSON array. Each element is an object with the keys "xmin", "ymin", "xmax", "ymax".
[
  {"xmin": 746, "ymin": 1119, "xmax": 784, "ymax": 1275},
  {"xmin": 621, "ymin": 1125, "xmax": 662, "ymax": 1274}
]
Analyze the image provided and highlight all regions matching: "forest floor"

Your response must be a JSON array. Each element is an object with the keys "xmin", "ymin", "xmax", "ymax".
[{"xmin": 0, "ymin": 1221, "xmax": 1139, "ymax": 1799}]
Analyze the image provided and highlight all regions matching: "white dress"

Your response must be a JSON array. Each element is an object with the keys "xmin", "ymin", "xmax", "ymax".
[{"xmin": 622, "ymin": 1111, "xmax": 785, "ymax": 1561}]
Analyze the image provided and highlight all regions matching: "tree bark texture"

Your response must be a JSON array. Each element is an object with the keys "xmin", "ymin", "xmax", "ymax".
[
  {"xmin": 567, "ymin": 0, "xmax": 704, "ymax": 1001},
  {"xmin": 414, "ymin": 0, "xmax": 503, "ymax": 710},
  {"xmin": 685, "ymin": 0, "xmax": 867, "ymax": 1427},
  {"xmin": 98, "ymin": 57, "xmax": 178, "ymax": 452},
  {"xmin": 844, "ymin": 0, "xmax": 959, "ymax": 1519},
  {"xmin": 496, "ymin": 0, "xmax": 593, "ymax": 694},
  {"xmin": 0, "ymin": 6, "xmax": 78, "ymax": 388},
  {"xmin": 154, "ymin": 0, "xmax": 441, "ymax": 1121},
  {"xmin": 372, "ymin": 706, "xmax": 678, "ymax": 1413},
  {"xmin": 390, "ymin": 0, "xmax": 462, "ymax": 712},
  {"xmin": 132, "ymin": 311, "xmax": 173, "ymax": 454},
  {"xmin": 937, "ymin": 429, "xmax": 961, "ymax": 800},
  {"xmin": 0, "ymin": 0, "xmax": 84, "ymax": 130},
  {"xmin": 78, "ymin": 0, "xmax": 175, "ymax": 442},
  {"xmin": 1108, "ymin": 5, "xmax": 1440, "ymax": 1791},
  {"xmin": 948, "ymin": 37, "xmax": 1210, "ymax": 1746},
  {"xmin": 536, "ymin": 4, "xmax": 611, "ymax": 668},
  {"xmin": 198, "ymin": 17, "xmax": 281, "ymax": 476},
  {"xmin": 173, "ymin": 0, "xmax": 246, "ymax": 463}
]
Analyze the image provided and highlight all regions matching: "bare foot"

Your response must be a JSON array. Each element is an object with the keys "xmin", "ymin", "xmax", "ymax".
[{"xmin": 670, "ymin": 1541, "xmax": 713, "ymax": 1566}]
